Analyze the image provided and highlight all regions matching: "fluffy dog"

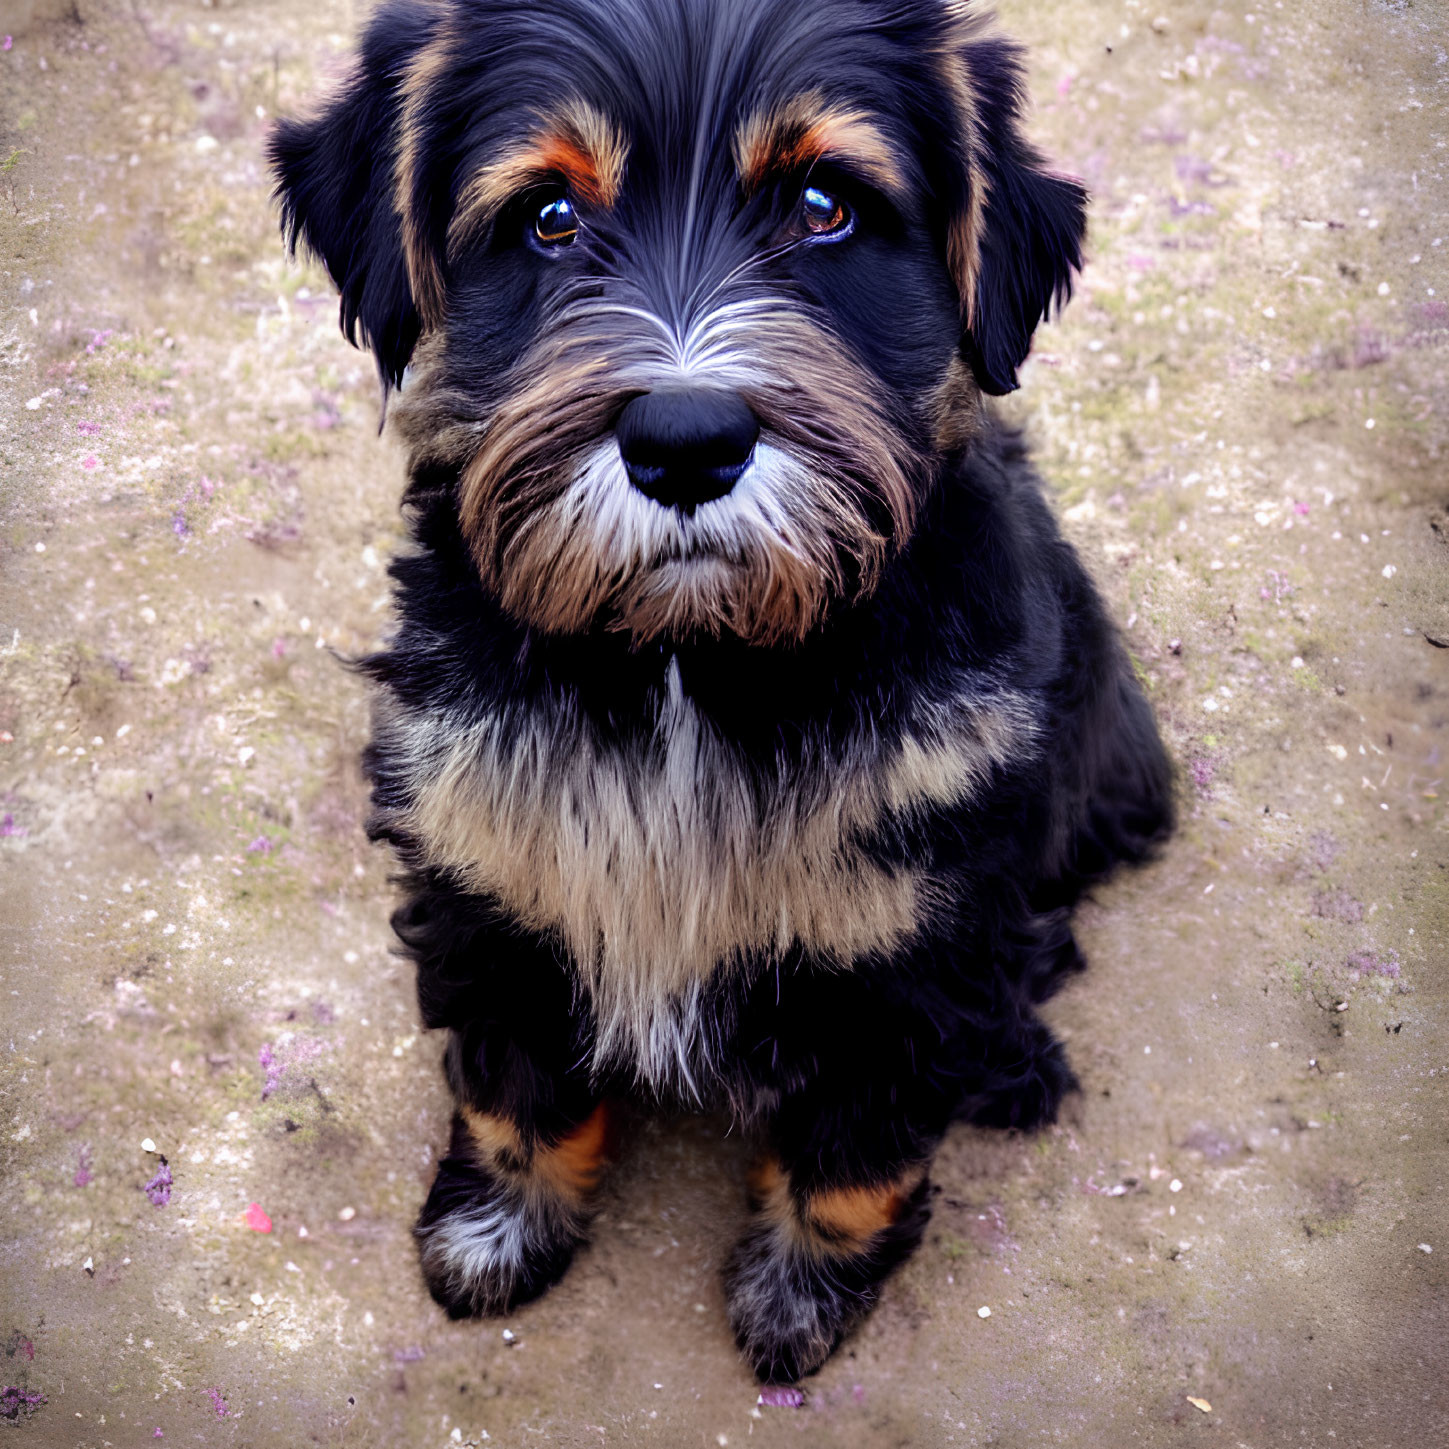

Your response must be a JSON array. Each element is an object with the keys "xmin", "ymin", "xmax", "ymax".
[{"xmin": 271, "ymin": 0, "xmax": 1173, "ymax": 1383}]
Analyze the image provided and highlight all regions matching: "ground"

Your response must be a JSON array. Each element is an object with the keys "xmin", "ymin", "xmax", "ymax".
[{"xmin": 0, "ymin": 1, "xmax": 1446, "ymax": 1445}]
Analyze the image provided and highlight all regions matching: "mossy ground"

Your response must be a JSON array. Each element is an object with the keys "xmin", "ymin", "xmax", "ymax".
[{"xmin": 1, "ymin": 2, "xmax": 1445, "ymax": 1445}]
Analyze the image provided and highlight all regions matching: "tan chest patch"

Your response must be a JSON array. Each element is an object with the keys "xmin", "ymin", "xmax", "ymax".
[{"xmin": 378, "ymin": 665, "xmax": 1036, "ymax": 1087}]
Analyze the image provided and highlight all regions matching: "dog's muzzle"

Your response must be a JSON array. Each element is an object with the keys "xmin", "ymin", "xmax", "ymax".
[{"xmin": 615, "ymin": 387, "xmax": 759, "ymax": 514}]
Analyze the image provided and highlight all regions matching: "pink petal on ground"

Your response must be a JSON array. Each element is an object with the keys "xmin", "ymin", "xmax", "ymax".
[
  {"xmin": 757, "ymin": 1387, "xmax": 805, "ymax": 1408},
  {"xmin": 244, "ymin": 1202, "xmax": 272, "ymax": 1233},
  {"xmin": 143, "ymin": 1158, "xmax": 173, "ymax": 1207}
]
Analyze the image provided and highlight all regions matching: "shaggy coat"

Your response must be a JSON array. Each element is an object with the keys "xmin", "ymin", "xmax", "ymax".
[{"xmin": 271, "ymin": 0, "xmax": 1173, "ymax": 1383}]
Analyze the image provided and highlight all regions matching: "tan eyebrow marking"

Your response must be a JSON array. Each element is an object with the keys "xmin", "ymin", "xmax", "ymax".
[
  {"xmin": 733, "ymin": 92, "xmax": 908, "ymax": 203},
  {"xmin": 447, "ymin": 100, "xmax": 630, "ymax": 260}
]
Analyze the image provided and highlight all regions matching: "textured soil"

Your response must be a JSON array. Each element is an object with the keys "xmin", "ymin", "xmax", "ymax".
[{"xmin": 1, "ymin": 1, "xmax": 1446, "ymax": 1446}]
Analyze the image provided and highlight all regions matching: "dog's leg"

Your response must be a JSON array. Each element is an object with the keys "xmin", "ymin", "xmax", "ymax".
[
  {"xmin": 416, "ymin": 1091, "xmax": 612, "ymax": 1318},
  {"xmin": 725, "ymin": 1138, "xmax": 933, "ymax": 1383},
  {"xmin": 390, "ymin": 876, "xmax": 608, "ymax": 1316},
  {"xmin": 723, "ymin": 1028, "xmax": 945, "ymax": 1386}
]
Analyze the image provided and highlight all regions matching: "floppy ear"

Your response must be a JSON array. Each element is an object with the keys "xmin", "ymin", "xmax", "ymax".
[
  {"xmin": 269, "ymin": 2, "xmax": 442, "ymax": 388},
  {"xmin": 941, "ymin": 32, "xmax": 1088, "ymax": 396}
]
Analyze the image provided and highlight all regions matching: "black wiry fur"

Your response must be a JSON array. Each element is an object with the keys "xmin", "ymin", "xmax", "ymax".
[{"xmin": 272, "ymin": 0, "xmax": 1174, "ymax": 1383}]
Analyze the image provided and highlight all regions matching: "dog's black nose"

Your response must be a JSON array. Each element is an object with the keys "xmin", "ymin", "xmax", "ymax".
[{"xmin": 615, "ymin": 388, "xmax": 759, "ymax": 511}]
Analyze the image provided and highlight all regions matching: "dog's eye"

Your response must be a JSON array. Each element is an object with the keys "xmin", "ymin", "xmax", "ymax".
[
  {"xmin": 801, "ymin": 186, "xmax": 851, "ymax": 239},
  {"xmin": 534, "ymin": 196, "xmax": 579, "ymax": 247}
]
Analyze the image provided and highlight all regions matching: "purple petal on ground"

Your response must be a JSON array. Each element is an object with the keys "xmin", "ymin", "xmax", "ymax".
[
  {"xmin": 1312, "ymin": 889, "xmax": 1363, "ymax": 923},
  {"xmin": 757, "ymin": 1387, "xmax": 805, "ymax": 1408},
  {"xmin": 1346, "ymin": 948, "xmax": 1401, "ymax": 978},
  {"xmin": 1189, "ymin": 757, "xmax": 1216, "ymax": 796},
  {"xmin": 75, "ymin": 1146, "xmax": 93, "ymax": 1187},
  {"xmin": 206, "ymin": 1387, "xmax": 231, "ymax": 1419},
  {"xmin": 259, "ymin": 1035, "xmax": 327, "ymax": 1100},
  {"xmin": 143, "ymin": 1158, "xmax": 173, "ymax": 1207},
  {"xmin": 0, "ymin": 1387, "xmax": 45, "ymax": 1421}
]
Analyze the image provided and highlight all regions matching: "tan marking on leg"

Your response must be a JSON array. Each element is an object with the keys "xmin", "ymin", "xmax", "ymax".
[
  {"xmin": 748, "ymin": 1156, "xmax": 925, "ymax": 1260},
  {"xmin": 459, "ymin": 1106, "xmax": 526, "ymax": 1170},
  {"xmin": 535, "ymin": 1102, "xmax": 614, "ymax": 1204},
  {"xmin": 804, "ymin": 1167, "xmax": 925, "ymax": 1256},
  {"xmin": 460, "ymin": 1104, "xmax": 612, "ymax": 1206},
  {"xmin": 747, "ymin": 1156, "xmax": 793, "ymax": 1211}
]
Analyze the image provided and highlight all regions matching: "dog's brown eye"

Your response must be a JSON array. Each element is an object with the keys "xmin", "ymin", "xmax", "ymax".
[
  {"xmin": 801, "ymin": 185, "xmax": 851, "ymax": 237},
  {"xmin": 535, "ymin": 196, "xmax": 579, "ymax": 247}
]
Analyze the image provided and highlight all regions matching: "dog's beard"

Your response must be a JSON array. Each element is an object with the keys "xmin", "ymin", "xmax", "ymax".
[{"xmin": 443, "ymin": 296, "xmax": 922, "ymax": 646}]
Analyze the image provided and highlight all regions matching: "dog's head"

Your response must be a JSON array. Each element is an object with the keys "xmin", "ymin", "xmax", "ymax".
[{"xmin": 272, "ymin": 0, "xmax": 1085, "ymax": 646}]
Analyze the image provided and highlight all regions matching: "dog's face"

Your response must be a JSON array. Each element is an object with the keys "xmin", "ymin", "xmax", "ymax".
[{"xmin": 273, "ymin": 0, "xmax": 1085, "ymax": 646}]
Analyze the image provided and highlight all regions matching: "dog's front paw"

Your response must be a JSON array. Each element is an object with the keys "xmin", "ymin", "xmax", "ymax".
[
  {"xmin": 415, "ymin": 1150, "xmax": 583, "ymax": 1318},
  {"xmin": 724, "ymin": 1221, "xmax": 863, "ymax": 1383}
]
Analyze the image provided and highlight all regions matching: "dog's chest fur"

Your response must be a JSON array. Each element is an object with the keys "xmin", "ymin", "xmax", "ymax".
[{"xmin": 380, "ymin": 660, "xmax": 1036, "ymax": 1091}]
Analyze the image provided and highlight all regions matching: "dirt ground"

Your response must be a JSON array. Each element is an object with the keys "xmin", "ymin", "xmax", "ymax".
[{"xmin": 1, "ymin": 0, "xmax": 1446, "ymax": 1445}]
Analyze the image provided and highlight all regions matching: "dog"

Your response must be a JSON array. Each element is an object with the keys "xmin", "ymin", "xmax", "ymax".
[{"xmin": 271, "ymin": 0, "xmax": 1174, "ymax": 1384}]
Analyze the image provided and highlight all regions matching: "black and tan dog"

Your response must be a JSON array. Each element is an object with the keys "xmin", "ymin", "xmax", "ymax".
[{"xmin": 271, "ymin": 0, "xmax": 1173, "ymax": 1383}]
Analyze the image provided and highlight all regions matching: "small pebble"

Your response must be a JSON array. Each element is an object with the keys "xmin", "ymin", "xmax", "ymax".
[
  {"xmin": 502, "ymin": 1328, "xmax": 516, "ymax": 1343},
  {"xmin": 141, "ymin": 1138, "xmax": 157, "ymax": 1153},
  {"xmin": 338, "ymin": 1205, "xmax": 356, "ymax": 1221},
  {"xmin": 977, "ymin": 1305, "xmax": 991, "ymax": 1319},
  {"xmin": 1170, "ymin": 1179, "xmax": 1183, "ymax": 1193},
  {"xmin": 1418, "ymin": 1243, "xmax": 1432, "ymax": 1254},
  {"xmin": 83, "ymin": 1257, "xmax": 94, "ymax": 1275}
]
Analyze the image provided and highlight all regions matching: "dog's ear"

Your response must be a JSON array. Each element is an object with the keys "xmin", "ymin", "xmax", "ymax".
[
  {"xmin": 940, "ymin": 32, "xmax": 1088, "ymax": 396},
  {"xmin": 269, "ymin": 3, "xmax": 442, "ymax": 388}
]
